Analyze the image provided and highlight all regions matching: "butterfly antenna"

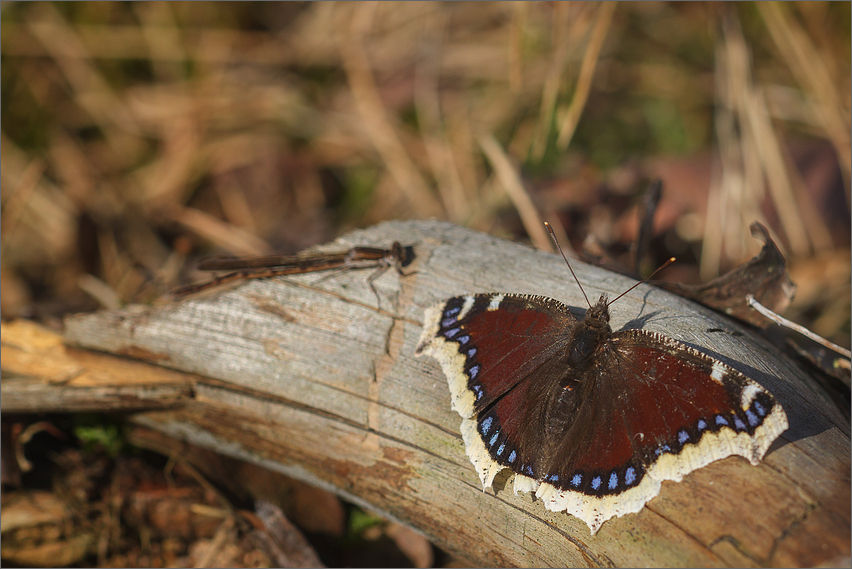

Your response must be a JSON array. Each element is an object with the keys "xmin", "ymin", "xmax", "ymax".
[
  {"xmin": 545, "ymin": 222, "xmax": 592, "ymax": 309},
  {"xmin": 607, "ymin": 256, "xmax": 676, "ymax": 307}
]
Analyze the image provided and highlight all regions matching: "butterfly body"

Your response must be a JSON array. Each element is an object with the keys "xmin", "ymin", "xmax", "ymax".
[
  {"xmin": 565, "ymin": 294, "xmax": 611, "ymax": 368},
  {"xmin": 416, "ymin": 292, "xmax": 788, "ymax": 534}
]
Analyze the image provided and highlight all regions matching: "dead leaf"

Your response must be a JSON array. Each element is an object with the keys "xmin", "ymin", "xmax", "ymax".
[{"xmin": 659, "ymin": 222, "xmax": 797, "ymax": 327}]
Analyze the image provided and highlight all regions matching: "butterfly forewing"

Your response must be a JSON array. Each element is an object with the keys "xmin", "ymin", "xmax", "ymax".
[{"xmin": 417, "ymin": 294, "xmax": 575, "ymax": 419}]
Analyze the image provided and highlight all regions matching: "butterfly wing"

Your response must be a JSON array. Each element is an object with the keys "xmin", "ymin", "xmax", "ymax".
[
  {"xmin": 416, "ymin": 293, "xmax": 578, "ymax": 487},
  {"xmin": 533, "ymin": 329, "xmax": 788, "ymax": 534}
]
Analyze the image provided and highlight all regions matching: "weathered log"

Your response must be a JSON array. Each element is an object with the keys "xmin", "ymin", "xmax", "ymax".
[{"xmin": 4, "ymin": 220, "xmax": 849, "ymax": 567}]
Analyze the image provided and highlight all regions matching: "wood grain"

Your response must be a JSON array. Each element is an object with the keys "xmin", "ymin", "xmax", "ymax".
[{"xmin": 6, "ymin": 220, "xmax": 849, "ymax": 567}]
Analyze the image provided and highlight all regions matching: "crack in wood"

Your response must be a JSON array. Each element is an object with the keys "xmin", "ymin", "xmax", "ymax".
[
  {"xmin": 765, "ymin": 501, "xmax": 818, "ymax": 566},
  {"xmin": 708, "ymin": 534, "xmax": 766, "ymax": 566}
]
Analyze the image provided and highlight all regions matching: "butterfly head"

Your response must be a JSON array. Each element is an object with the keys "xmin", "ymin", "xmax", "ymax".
[
  {"xmin": 585, "ymin": 294, "xmax": 611, "ymax": 329},
  {"xmin": 568, "ymin": 295, "xmax": 612, "ymax": 367}
]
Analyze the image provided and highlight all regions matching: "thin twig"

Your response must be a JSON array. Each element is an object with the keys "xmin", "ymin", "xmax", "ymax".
[{"xmin": 746, "ymin": 294, "xmax": 851, "ymax": 359}]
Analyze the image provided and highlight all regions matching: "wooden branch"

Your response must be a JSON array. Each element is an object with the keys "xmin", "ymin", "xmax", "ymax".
[
  {"xmin": 4, "ymin": 220, "xmax": 849, "ymax": 567},
  {"xmin": 1, "ymin": 320, "xmax": 194, "ymax": 413}
]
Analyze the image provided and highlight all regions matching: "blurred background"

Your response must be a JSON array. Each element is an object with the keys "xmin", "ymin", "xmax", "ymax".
[{"xmin": 2, "ymin": 2, "xmax": 849, "ymax": 566}]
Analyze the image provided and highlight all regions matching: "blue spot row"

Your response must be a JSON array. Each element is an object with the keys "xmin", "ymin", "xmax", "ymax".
[
  {"xmin": 444, "ymin": 327, "xmax": 460, "ymax": 339},
  {"xmin": 445, "ymin": 306, "xmax": 461, "ymax": 317},
  {"xmin": 472, "ymin": 385, "xmax": 484, "ymax": 401},
  {"xmin": 469, "ymin": 365, "xmax": 480, "ymax": 379},
  {"xmin": 753, "ymin": 400, "xmax": 766, "ymax": 417},
  {"xmin": 746, "ymin": 409, "xmax": 758, "ymax": 427},
  {"xmin": 481, "ymin": 417, "xmax": 518, "ymax": 463},
  {"xmin": 466, "ymin": 347, "xmax": 477, "ymax": 358},
  {"xmin": 457, "ymin": 334, "xmax": 470, "ymax": 345},
  {"xmin": 560, "ymin": 465, "xmax": 641, "ymax": 494},
  {"xmin": 678, "ymin": 430, "xmax": 690, "ymax": 444},
  {"xmin": 712, "ymin": 409, "xmax": 760, "ymax": 433},
  {"xmin": 441, "ymin": 317, "xmax": 456, "ymax": 328}
]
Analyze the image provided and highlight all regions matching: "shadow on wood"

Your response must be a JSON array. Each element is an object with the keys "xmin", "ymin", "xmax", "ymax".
[{"xmin": 4, "ymin": 220, "xmax": 849, "ymax": 567}]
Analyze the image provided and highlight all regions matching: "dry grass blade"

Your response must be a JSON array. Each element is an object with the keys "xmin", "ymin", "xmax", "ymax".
[
  {"xmin": 757, "ymin": 2, "xmax": 851, "ymax": 193},
  {"xmin": 746, "ymin": 87, "xmax": 833, "ymax": 253},
  {"xmin": 479, "ymin": 134, "xmax": 551, "ymax": 251},
  {"xmin": 0, "ymin": 158, "xmax": 45, "ymax": 259},
  {"xmin": 77, "ymin": 274, "xmax": 122, "ymax": 310},
  {"xmin": 0, "ymin": 135, "xmax": 76, "ymax": 269},
  {"xmin": 413, "ymin": 10, "xmax": 470, "ymax": 221},
  {"xmin": 507, "ymin": 3, "xmax": 527, "ymax": 92},
  {"xmin": 556, "ymin": 1, "xmax": 616, "ymax": 150},
  {"xmin": 704, "ymin": 18, "xmax": 750, "ymax": 279},
  {"xmin": 132, "ymin": 2, "xmax": 186, "ymax": 83},
  {"xmin": 743, "ymin": 86, "xmax": 814, "ymax": 256},
  {"xmin": 530, "ymin": 2, "xmax": 573, "ymax": 161},
  {"xmin": 26, "ymin": 4, "xmax": 141, "ymax": 155},
  {"xmin": 704, "ymin": 9, "xmax": 825, "ymax": 279},
  {"xmin": 166, "ymin": 205, "xmax": 272, "ymax": 257},
  {"xmin": 341, "ymin": 3, "xmax": 442, "ymax": 218}
]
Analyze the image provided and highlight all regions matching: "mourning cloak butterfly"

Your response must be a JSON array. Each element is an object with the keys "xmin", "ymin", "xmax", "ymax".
[{"xmin": 415, "ymin": 247, "xmax": 788, "ymax": 535}]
